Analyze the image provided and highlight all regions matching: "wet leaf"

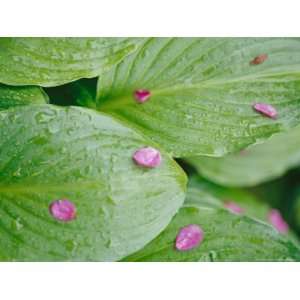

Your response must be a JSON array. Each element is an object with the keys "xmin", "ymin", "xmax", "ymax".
[
  {"xmin": 0, "ymin": 38, "xmax": 143, "ymax": 87},
  {"xmin": 96, "ymin": 38, "xmax": 300, "ymax": 157},
  {"xmin": 186, "ymin": 125, "xmax": 300, "ymax": 187},
  {"xmin": 0, "ymin": 83, "xmax": 48, "ymax": 110},
  {"xmin": 0, "ymin": 104, "xmax": 186, "ymax": 261},
  {"xmin": 124, "ymin": 179, "xmax": 300, "ymax": 261}
]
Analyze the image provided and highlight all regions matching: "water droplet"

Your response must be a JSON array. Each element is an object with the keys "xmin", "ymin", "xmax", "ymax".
[
  {"xmin": 65, "ymin": 240, "xmax": 78, "ymax": 252},
  {"xmin": 34, "ymin": 110, "xmax": 57, "ymax": 124},
  {"xmin": 132, "ymin": 147, "xmax": 162, "ymax": 168},
  {"xmin": 11, "ymin": 218, "xmax": 24, "ymax": 231},
  {"xmin": 175, "ymin": 224, "xmax": 204, "ymax": 251},
  {"xmin": 12, "ymin": 168, "xmax": 22, "ymax": 177}
]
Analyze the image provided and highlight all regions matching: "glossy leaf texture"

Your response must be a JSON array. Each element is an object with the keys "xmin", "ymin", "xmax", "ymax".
[
  {"xmin": 124, "ymin": 180, "xmax": 300, "ymax": 261},
  {"xmin": 0, "ymin": 83, "xmax": 48, "ymax": 110},
  {"xmin": 0, "ymin": 38, "xmax": 143, "ymax": 87},
  {"xmin": 186, "ymin": 125, "xmax": 300, "ymax": 187},
  {"xmin": 0, "ymin": 105, "xmax": 186, "ymax": 261},
  {"xmin": 96, "ymin": 38, "xmax": 300, "ymax": 157}
]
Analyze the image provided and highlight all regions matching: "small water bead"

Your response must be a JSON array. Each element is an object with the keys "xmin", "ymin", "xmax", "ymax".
[
  {"xmin": 134, "ymin": 89, "xmax": 151, "ymax": 103},
  {"xmin": 175, "ymin": 224, "xmax": 204, "ymax": 251},
  {"xmin": 224, "ymin": 201, "xmax": 244, "ymax": 215},
  {"xmin": 250, "ymin": 54, "xmax": 268, "ymax": 65},
  {"xmin": 268, "ymin": 209, "xmax": 289, "ymax": 234},
  {"xmin": 49, "ymin": 199, "xmax": 76, "ymax": 222},
  {"xmin": 133, "ymin": 147, "xmax": 162, "ymax": 168},
  {"xmin": 253, "ymin": 103, "xmax": 277, "ymax": 119}
]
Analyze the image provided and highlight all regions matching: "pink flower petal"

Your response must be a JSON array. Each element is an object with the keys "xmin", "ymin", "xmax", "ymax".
[
  {"xmin": 133, "ymin": 147, "xmax": 162, "ymax": 168},
  {"xmin": 253, "ymin": 103, "xmax": 277, "ymax": 119},
  {"xmin": 224, "ymin": 201, "xmax": 244, "ymax": 215},
  {"xmin": 134, "ymin": 89, "xmax": 151, "ymax": 103},
  {"xmin": 49, "ymin": 199, "xmax": 76, "ymax": 222},
  {"xmin": 250, "ymin": 54, "xmax": 268, "ymax": 65},
  {"xmin": 268, "ymin": 209, "xmax": 289, "ymax": 234},
  {"xmin": 175, "ymin": 224, "xmax": 204, "ymax": 251}
]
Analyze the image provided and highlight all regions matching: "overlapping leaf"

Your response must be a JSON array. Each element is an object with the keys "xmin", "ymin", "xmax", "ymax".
[
  {"xmin": 186, "ymin": 125, "xmax": 300, "ymax": 187},
  {"xmin": 189, "ymin": 177, "xmax": 270, "ymax": 221},
  {"xmin": 0, "ymin": 105, "xmax": 186, "ymax": 261},
  {"xmin": 0, "ymin": 38, "xmax": 143, "ymax": 87},
  {"xmin": 124, "ymin": 180, "xmax": 300, "ymax": 262},
  {"xmin": 96, "ymin": 38, "xmax": 300, "ymax": 157},
  {"xmin": 0, "ymin": 83, "xmax": 48, "ymax": 110}
]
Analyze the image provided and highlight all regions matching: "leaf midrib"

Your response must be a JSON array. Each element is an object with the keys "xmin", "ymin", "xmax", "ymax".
[
  {"xmin": 98, "ymin": 69, "xmax": 300, "ymax": 111},
  {"xmin": 0, "ymin": 181, "xmax": 105, "ymax": 195}
]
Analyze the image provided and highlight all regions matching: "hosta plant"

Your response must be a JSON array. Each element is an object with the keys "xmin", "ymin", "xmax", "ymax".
[{"xmin": 0, "ymin": 37, "xmax": 300, "ymax": 261}]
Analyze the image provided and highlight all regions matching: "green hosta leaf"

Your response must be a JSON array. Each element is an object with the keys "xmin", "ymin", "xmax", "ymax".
[
  {"xmin": 0, "ymin": 105, "xmax": 186, "ymax": 261},
  {"xmin": 96, "ymin": 38, "xmax": 300, "ymax": 157},
  {"xmin": 186, "ymin": 125, "xmax": 300, "ymax": 187},
  {"xmin": 0, "ymin": 38, "xmax": 142, "ymax": 87},
  {"xmin": 124, "ymin": 183, "xmax": 300, "ymax": 262},
  {"xmin": 0, "ymin": 83, "xmax": 48, "ymax": 110}
]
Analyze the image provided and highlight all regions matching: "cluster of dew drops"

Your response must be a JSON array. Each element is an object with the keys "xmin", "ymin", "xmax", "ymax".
[{"xmin": 48, "ymin": 53, "xmax": 287, "ymax": 253}]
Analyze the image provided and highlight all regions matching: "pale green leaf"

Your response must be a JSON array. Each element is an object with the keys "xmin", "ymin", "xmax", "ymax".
[
  {"xmin": 96, "ymin": 38, "xmax": 300, "ymax": 157},
  {"xmin": 124, "ymin": 181, "xmax": 300, "ymax": 261},
  {"xmin": 0, "ymin": 104, "xmax": 186, "ymax": 261},
  {"xmin": 186, "ymin": 125, "xmax": 300, "ymax": 187},
  {"xmin": 0, "ymin": 83, "xmax": 48, "ymax": 110},
  {"xmin": 189, "ymin": 177, "xmax": 270, "ymax": 221},
  {"xmin": 0, "ymin": 38, "xmax": 143, "ymax": 87}
]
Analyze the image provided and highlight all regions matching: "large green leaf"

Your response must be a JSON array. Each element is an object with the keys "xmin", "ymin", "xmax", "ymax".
[
  {"xmin": 186, "ymin": 125, "xmax": 300, "ymax": 187},
  {"xmin": 0, "ymin": 83, "xmax": 48, "ymax": 110},
  {"xmin": 96, "ymin": 38, "xmax": 300, "ymax": 157},
  {"xmin": 124, "ymin": 181, "xmax": 300, "ymax": 261},
  {"xmin": 0, "ymin": 105, "xmax": 186, "ymax": 261},
  {"xmin": 0, "ymin": 38, "xmax": 142, "ymax": 87}
]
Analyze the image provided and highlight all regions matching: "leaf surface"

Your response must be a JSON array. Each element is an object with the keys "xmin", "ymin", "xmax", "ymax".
[
  {"xmin": 186, "ymin": 125, "xmax": 300, "ymax": 187},
  {"xmin": 0, "ymin": 104, "xmax": 186, "ymax": 261},
  {"xmin": 96, "ymin": 38, "xmax": 300, "ymax": 157},
  {"xmin": 124, "ymin": 180, "xmax": 300, "ymax": 261},
  {"xmin": 0, "ymin": 38, "xmax": 142, "ymax": 87},
  {"xmin": 0, "ymin": 83, "xmax": 48, "ymax": 110}
]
